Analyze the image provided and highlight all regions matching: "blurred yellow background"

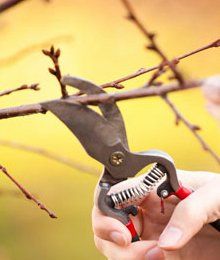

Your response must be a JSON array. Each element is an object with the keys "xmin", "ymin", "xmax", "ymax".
[{"xmin": 0, "ymin": 0, "xmax": 219, "ymax": 259}]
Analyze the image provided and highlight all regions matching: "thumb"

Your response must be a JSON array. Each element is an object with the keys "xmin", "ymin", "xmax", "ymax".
[
  {"xmin": 158, "ymin": 176, "xmax": 220, "ymax": 250},
  {"xmin": 92, "ymin": 206, "xmax": 132, "ymax": 246}
]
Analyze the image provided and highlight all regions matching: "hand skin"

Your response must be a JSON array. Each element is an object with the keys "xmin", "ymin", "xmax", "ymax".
[{"xmin": 92, "ymin": 170, "xmax": 220, "ymax": 260}]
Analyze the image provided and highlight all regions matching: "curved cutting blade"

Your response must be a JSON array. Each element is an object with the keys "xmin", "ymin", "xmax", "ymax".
[
  {"xmin": 41, "ymin": 76, "xmax": 129, "ymax": 166},
  {"xmin": 61, "ymin": 76, "xmax": 129, "ymax": 149}
]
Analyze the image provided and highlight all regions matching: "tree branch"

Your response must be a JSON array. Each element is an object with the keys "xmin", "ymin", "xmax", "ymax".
[
  {"xmin": 0, "ymin": 164, "xmax": 56, "ymax": 218},
  {"xmin": 0, "ymin": 103, "xmax": 46, "ymax": 119},
  {"xmin": 0, "ymin": 79, "xmax": 200, "ymax": 119}
]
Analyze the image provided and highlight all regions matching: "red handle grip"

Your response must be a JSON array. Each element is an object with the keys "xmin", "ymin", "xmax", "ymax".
[
  {"xmin": 174, "ymin": 185, "xmax": 192, "ymax": 200},
  {"xmin": 126, "ymin": 220, "xmax": 140, "ymax": 242}
]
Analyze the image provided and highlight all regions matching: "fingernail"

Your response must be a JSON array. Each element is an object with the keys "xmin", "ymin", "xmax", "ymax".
[
  {"xmin": 145, "ymin": 247, "xmax": 164, "ymax": 260},
  {"xmin": 159, "ymin": 226, "xmax": 183, "ymax": 248},
  {"xmin": 110, "ymin": 231, "xmax": 127, "ymax": 246}
]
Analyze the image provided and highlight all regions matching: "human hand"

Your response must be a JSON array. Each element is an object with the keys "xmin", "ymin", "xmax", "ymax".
[{"xmin": 92, "ymin": 170, "xmax": 220, "ymax": 259}]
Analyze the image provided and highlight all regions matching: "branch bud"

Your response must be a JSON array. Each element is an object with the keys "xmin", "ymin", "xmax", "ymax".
[
  {"xmin": 55, "ymin": 48, "xmax": 61, "ymax": 58},
  {"xmin": 48, "ymin": 68, "xmax": 57, "ymax": 76},
  {"xmin": 148, "ymin": 32, "xmax": 156, "ymax": 40},
  {"xmin": 126, "ymin": 14, "xmax": 135, "ymax": 20},
  {"xmin": 113, "ymin": 83, "xmax": 124, "ymax": 89},
  {"xmin": 172, "ymin": 58, "xmax": 180, "ymax": 65},
  {"xmin": 146, "ymin": 44, "xmax": 155, "ymax": 50},
  {"xmin": 192, "ymin": 125, "xmax": 201, "ymax": 131},
  {"xmin": 30, "ymin": 84, "xmax": 40, "ymax": 91},
  {"xmin": 42, "ymin": 49, "xmax": 50, "ymax": 56},
  {"xmin": 50, "ymin": 45, "xmax": 55, "ymax": 55}
]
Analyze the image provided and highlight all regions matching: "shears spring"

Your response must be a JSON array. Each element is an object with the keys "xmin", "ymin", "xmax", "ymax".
[{"xmin": 110, "ymin": 163, "xmax": 166, "ymax": 209}]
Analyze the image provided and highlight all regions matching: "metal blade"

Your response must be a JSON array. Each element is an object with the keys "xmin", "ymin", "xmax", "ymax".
[{"xmin": 62, "ymin": 76, "xmax": 129, "ymax": 149}]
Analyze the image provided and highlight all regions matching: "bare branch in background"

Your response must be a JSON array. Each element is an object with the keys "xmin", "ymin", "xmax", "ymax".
[
  {"xmin": 42, "ymin": 46, "xmax": 68, "ymax": 98},
  {"xmin": 0, "ymin": 164, "xmax": 57, "ymax": 218},
  {"xmin": 0, "ymin": 84, "xmax": 39, "ymax": 97},
  {"xmin": 120, "ymin": 0, "xmax": 220, "ymax": 164},
  {"xmin": 0, "ymin": 140, "xmax": 97, "ymax": 176}
]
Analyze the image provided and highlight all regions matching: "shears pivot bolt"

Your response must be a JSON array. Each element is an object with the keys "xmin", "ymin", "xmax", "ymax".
[{"xmin": 110, "ymin": 151, "xmax": 125, "ymax": 166}]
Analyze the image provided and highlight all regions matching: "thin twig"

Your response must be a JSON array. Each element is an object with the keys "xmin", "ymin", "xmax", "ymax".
[
  {"xmin": 144, "ymin": 62, "xmax": 167, "ymax": 87},
  {"xmin": 101, "ymin": 39, "xmax": 220, "ymax": 88},
  {"xmin": 0, "ymin": 164, "xmax": 57, "ymax": 218},
  {"xmin": 42, "ymin": 46, "xmax": 68, "ymax": 98},
  {"xmin": 0, "ymin": 84, "xmax": 39, "ymax": 97},
  {"xmin": 0, "ymin": 140, "xmax": 97, "ymax": 176}
]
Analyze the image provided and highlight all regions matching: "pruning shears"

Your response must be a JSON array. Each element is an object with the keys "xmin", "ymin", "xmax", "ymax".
[{"xmin": 41, "ymin": 76, "xmax": 220, "ymax": 242}]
